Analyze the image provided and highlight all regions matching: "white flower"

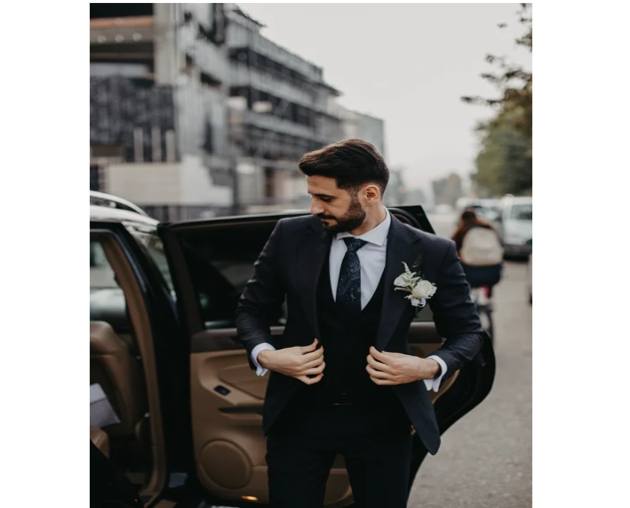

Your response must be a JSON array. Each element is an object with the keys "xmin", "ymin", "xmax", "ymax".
[
  {"xmin": 406, "ymin": 296, "xmax": 426, "ymax": 307},
  {"xmin": 393, "ymin": 262, "xmax": 436, "ymax": 309},
  {"xmin": 411, "ymin": 279, "xmax": 437, "ymax": 300},
  {"xmin": 393, "ymin": 262, "xmax": 419, "ymax": 288}
]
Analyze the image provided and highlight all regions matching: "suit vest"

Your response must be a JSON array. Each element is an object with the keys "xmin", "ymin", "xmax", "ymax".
[{"xmin": 295, "ymin": 253, "xmax": 404, "ymax": 413}]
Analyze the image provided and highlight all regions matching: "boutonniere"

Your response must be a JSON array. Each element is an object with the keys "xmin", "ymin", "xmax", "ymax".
[{"xmin": 393, "ymin": 262, "xmax": 437, "ymax": 309}]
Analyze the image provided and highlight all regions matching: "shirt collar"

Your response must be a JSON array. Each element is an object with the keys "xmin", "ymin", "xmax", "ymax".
[{"xmin": 336, "ymin": 209, "xmax": 391, "ymax": 247}]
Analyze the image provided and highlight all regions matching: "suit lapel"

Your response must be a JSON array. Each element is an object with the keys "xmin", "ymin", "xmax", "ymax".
[
  {"xmin": 296, "ymin": 219, "xmax": 332, "ymax": 342},
  {"xmin": 375, "ymin": 216, "xmax": 423, "ymax": 350}
]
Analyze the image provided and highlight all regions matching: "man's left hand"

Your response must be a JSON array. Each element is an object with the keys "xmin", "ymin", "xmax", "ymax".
[{"xmin": 366, "ymin": 346, "xmax": 440, "ymax": 385}]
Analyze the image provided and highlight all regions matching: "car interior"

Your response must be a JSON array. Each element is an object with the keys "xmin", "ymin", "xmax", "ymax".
[
  {"xmin": 90, "ymin": 209, "xmax": 474, "ymax": 507},
  {"xmin": 90, "ymin": 234, "xmax": 167, "ymax": 504}
]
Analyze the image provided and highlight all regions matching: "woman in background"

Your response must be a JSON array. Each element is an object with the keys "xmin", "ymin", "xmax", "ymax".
[{"xmin": 452, "ymin": 209, "xmax": 503, "ymax": 296}]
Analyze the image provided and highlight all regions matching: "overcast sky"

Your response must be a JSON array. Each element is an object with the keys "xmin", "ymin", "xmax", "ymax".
[{"xmin": 240, "ymin": 3, "xmax": 531, "ymax": 193}]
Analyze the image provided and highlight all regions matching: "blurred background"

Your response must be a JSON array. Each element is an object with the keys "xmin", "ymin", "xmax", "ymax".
[
  {"xmin": 90, "ymin": 4, "xmax": 531, "ymax": 506},
  {"xmin": 89, "ymin": 3, "xmax": 531, "ymax": 229}
]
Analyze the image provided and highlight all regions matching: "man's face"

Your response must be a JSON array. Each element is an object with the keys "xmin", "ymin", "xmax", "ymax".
[{"xmin": 307, "ymin": 175, "xmax": 366, "ymax": 233}]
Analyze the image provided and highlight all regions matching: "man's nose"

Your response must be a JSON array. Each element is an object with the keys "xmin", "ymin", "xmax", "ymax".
[{"xmin": 310, "ymin": 200, "xmax": 323, "ymax": 215}]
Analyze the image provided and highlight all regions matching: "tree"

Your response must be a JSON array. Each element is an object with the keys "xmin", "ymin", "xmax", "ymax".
[{"xmin": 462, "ymin": 4, "xmax": 532, "ymax": 197}]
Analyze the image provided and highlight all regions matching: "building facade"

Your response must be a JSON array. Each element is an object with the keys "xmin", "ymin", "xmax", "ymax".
[
  {"xmin": 90, "ymin": 4, "xmax": 383, "ymax": 219},
  {"xmin": 335, "ymin": 105, "xmax": 386, "ymax": 158},
  {"xmin": 432, "ymin": 172, "xmax": 464, "ymax": 208},
  {"xmin": 225, "ymin": 6, "xmax": 344, "ymax": 212},
  {"xmin": 90, "ymin": 3, "xmax": 233, "ymax": 220}
]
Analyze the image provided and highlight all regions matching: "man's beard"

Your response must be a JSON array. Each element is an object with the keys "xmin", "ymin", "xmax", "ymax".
[{"xmin": 317, "ymin": 196, "xmax": 366, "ymax": 233}]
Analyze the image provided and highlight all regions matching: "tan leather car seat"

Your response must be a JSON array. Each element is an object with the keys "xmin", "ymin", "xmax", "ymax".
[
  {"xmin": 90, "ymin": 321, "xmax": 147, "ymax": 438},
  {"xmin": 90, "ymin": 426, "xmax": 111, "ymax": 458}
]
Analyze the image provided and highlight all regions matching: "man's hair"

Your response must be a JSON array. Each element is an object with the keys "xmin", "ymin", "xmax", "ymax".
[
  {"xmin": 461, "ymin": 209, "xmax": 478, "ymax": 221},
  {"xmin": 298, "ymin": 138, "xmax": 389, "ymax": 195}
]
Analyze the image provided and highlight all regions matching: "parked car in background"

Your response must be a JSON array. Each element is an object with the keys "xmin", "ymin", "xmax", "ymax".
[
  {"xmin": 477, "ymin": 199, "xmax": 502, "ymax": 223},
  {"xmin": 90, "ymin": 191, "xmax": 495, "ymax": 507},
  {"xmin": 498, "ymin": 196, "xmax": 532, "ymax": 259},
  {"xmin": 455, "ymin": 197, "xmax": 502, "ymax": 224}
]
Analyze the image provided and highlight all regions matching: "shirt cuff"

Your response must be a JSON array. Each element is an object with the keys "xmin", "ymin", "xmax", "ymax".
[
  {"xmin": 251, "ymin": 342, "xmax": 276, "ymax": 376},
  {"xmin": 423, "ymin": 355, "xmax": 448, "ymax": 392}
]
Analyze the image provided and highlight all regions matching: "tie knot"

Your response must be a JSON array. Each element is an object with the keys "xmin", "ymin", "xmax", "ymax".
[{"xmin": 343, "ymin": 237, "xmax": 367, "ymax": 253}]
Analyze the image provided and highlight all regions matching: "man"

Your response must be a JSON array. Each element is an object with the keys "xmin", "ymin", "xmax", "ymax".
[{"xmin": 236, "ymin": 139, "xmax": 483, "ymax": 508}]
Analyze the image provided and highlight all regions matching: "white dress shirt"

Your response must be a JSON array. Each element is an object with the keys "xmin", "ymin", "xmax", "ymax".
[{"xmin": 251, "ymin": 210, "xmax": 448, "ymax": 391}]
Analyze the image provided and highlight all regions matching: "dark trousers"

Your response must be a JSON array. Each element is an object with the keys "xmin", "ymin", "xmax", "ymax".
[{"xmin": 266, "ymin": 398, "xmax": 412, "ymax": 508}]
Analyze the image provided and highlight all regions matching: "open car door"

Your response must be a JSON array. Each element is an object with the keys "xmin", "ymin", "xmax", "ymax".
[{"xmin": 159, "ymin": 206, "xmax": 495, "ymax": 507}]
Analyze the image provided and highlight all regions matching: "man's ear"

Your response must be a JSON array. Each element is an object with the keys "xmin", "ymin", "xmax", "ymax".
[{"xmin": 363, "ymin": 183, "xmax": 382, "ymax": 202}]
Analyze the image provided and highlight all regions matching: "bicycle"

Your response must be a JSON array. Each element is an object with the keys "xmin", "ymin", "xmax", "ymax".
[{"xmin": 470, "ymin": 285, "xmax": 495, "ymax": 343}]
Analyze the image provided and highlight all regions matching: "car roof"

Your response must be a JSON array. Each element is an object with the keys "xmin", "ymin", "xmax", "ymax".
[
  {"xmin": 90, "ymin": 204, "xmax": 159, "ymax": 227},
  {"xmin": 90, "ymin": 190, "xmax": 148, "ymax": 215},
  {"xmin": 90, "ymin": 191, "xmax": 159, "ymax": 227}
]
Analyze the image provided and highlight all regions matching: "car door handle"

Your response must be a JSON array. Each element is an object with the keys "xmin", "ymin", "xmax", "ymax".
[{"xmin": 214, "ymin": 385, "xmax": 231, "ymax": 396}]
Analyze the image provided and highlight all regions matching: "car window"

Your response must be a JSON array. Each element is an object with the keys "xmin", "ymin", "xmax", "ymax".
[
  {"xmin": 90, "ymin": 239, "xmax": 130, "ymax": 332},
  {"xmin": 176, "ymin": 221, "xmax": 282, "ymax": 329},
  {"xmin": 90, "ymin": 240, "xmax": 117, "ymax": 288},
  {"xmin": 128, "ymin": 227, "xmax": 176, "ymax": 300},
  {"xmin": 510, "ymin": 204, "xmax": 532, "ymax": 221}
]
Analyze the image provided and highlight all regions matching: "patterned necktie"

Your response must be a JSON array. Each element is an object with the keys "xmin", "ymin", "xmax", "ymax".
[{"xmin": 336, "ymin": 237, "xmax": 368, "ymax": 313}]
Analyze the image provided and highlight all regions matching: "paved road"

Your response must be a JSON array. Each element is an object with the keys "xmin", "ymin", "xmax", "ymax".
[{"xmin": 408, "ymin": 257, "xmax": 532, "ymax": 508}]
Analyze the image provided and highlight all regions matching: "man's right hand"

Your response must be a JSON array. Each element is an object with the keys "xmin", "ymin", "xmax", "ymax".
[{"xmin": 257, "ymin": 338, "xmax": 325, "ymax": 385}]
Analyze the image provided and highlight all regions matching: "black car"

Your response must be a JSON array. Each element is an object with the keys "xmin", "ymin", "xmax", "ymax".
[{"xmin": 90, "ymin": 192, "xmax": 495, "ymax": 507}]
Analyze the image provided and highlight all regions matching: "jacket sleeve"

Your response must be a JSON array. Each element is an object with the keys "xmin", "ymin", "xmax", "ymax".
[
  {"xmin": 428, "ymin": 240, "xmax": 484, "ymax": 374},
  {"xmin": 235, "ymin": 220, "xmax": 287, "ymax": 370}
]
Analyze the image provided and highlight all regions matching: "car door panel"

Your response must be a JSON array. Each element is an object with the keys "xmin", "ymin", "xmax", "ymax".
[
  {"xmin": 159, "ymin": 207, "xmax": 494, "ymax": 506},
  {"xmin": 189, "ymin": 348, "xmax": 355, "ymax": 505},
  {"xmin": 159, "ymin": 217, "xmax": 277, "ymax": 503}
]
